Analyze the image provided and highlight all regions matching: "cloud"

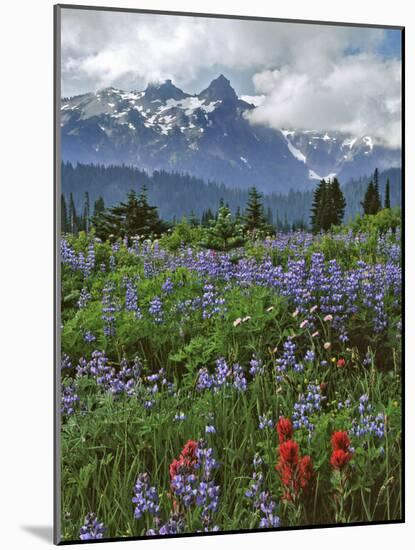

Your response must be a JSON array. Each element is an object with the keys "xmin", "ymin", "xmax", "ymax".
[
  {"xmin": 246, "ymin": 55, "xmax": 401, "ymax": 148},
  {"xmin": 61, "ymin": 8, "xmax": 388, "ymax": 95},
  {"xmin": 60, "ymin": 8, "xmax": 401, "ymax": 148}
]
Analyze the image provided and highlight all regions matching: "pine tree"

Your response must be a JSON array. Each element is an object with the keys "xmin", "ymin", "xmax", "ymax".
[
  {"xmin": 61, "ymin": 194, "xmax": 69, "ymax": 233},
  {"xmin": 83, "ymin": 192, "xmax": 90, "ymax": 234},
  {"xmin": 93, "ymin": 187, "xmax": 167, "ymax": 241},
  {"xmin": 384, "ymin": 178, "xmax": 391, "ymax": 209},
  {"xmin": 201, "ymin": 205, "xmax": 245, "ymax": 251},
  {"xmin": 361, "ymin": 172, "xmax": 381, "ymax": 215},
  {"xmin": 93, "ymin": 196, "xmax": 105, "ymax": 218},
  {"xmin": 69, "ymin": 192, "xmax": 77, "ymax": 234},
  {"xmin": 310, "ymin": 178, "xmax": 346, "ymax": 232},
  {"xmin": 310, "ymin": 179, "xmax": 326, "ymax": 233},
  {"xmin": 244, "ymin": 187, "xmax": 268, "ymax": 232},
  {"xmin": 371, "ymin": 168, "xmax": 382, "ymax": 214},
  {"xmin": 329, "ymin": 178, "xmax": 346, "ymax": 226}
]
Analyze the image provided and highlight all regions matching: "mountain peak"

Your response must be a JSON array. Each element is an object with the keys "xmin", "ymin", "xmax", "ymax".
[
  {"xmin": 199, "ymin": 74, "xmax": 238, "ymax": 102},
  {"xmin": 144, "ymin": 79, "xmax": 189, "ymax": 102}
]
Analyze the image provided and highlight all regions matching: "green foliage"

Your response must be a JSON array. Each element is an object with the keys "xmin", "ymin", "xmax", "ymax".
[
  {"xmin": 93, "ymin": 187, "xmax": 168, "ymax": 242},
  {"xmin": 159, "ymin": 219, "xmax": 204, "ymax": 251},
  {"xmin": 362, "ymin": 169, "xmax": 382, "ymax": 216},
  {"xmin": 60, "ymin": 214, "xmax": 402, "ymax": 540},
  {"xmin": 384, "ymin": 178, "xmax": 391, "ymax": 209},
  {"xmin": 310, "ymin": 178, "xmax": 347, "ymax": 233},
  {"xmin": 200, "ymin": 205, "xmax": 245, "ymax": 251},
  {"xmin": 244, "ymin": 186, "xmax": 270, "ymax": 233}
]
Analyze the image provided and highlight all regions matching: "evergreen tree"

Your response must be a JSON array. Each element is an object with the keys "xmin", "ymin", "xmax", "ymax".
[
  {"xmin": 384, "ymin": 178, "xmax": 391, "ymax": 209},
  {"xmin": 244, "ymin": 187, "xmax": 268, "ymax": 232},
  {"xmin": 93, "ymin": 186, "xmax": 167, "ymax": 241},
  {"xmin": 61, "ymin": 194, "xmax": 69, "ymax": 233},
  {"xmin": 371, "ymin": 168, "xmax": 382, "ymax": 214},
  {"xmin": 310, "ymin": 179, "xmax": 327, "ymax": 233},
  {"xmin": 83, "ymin": 192, "xmax": 90, "ymax": 234},
  {"xmin": 329, "ymin": 177, "xmax": 346, "ymax": 226},
  {"xmin": 93, "ymin": 196, "xmax": 105, "ymax": 217},
  {"xmin": 201, "ymin": 205, "xmax": 245, "ymax": 251},
  {"xmin": 310, "ymin": 178, "xmax": 346, "ymax": 232},
  {"xmin": 69, "ymin": 192, "xmax": 77, "ymax": 234},
  {"xmin": 361, "ymin": 172, "xmax": 381, "ymax": 216}
]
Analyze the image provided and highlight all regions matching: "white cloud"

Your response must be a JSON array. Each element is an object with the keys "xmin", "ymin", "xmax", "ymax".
[
  {"xmin": 246, "ymin": 55, "xmax": 401, "ymax": 148},
  {"xmin": 240, "ymin": 95, "xmax": 266, "ymax": 106},
  {"xmin": 61, "ymin": 8, "xmax": 387, "ymax": 94},
  {"xmin": 60, "ymin": 8, "xmax": 401, "ymax": 148}
]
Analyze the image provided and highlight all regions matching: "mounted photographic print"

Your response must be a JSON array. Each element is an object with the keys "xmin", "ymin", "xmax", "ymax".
[{"xmin": 54, "ymin": 4, "xmax": 404, "ymax": 544}]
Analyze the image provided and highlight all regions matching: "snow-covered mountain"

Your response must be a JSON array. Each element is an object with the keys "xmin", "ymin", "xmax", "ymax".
[{"xmin": 61, "ymin": 74, "xmax": 400, "ymax": 193}]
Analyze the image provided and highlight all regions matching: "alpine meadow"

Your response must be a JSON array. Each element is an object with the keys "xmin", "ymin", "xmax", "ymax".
[{"xmin": 56, "ymin": 6, "xmax": 403, "ymax": 543}]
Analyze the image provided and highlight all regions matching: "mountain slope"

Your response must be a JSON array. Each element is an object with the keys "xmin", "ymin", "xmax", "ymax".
[{"xmin": 61, "ymin": 75, "xmax": 401, "ymax": 193}]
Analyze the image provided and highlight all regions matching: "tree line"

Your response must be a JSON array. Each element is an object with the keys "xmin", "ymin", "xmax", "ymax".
[{"xmin": 61, "ymin": 167, "xmax": 398, "ymax": 240}]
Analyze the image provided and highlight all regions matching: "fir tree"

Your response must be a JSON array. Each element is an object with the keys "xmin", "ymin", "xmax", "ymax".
[
  {"xmin": 361, "ymin": 171, "xmax": 381, "ymax": 215},
  {"xmin": 310, "ymin": 178, "xmax": 346, "ymax": 232},
  {"xmin": 93, "ymin": 187, "xmax": 167, "ymax": 241},
  {"xmin": 371, "ymin": 168, "xmax": 382, "ymax": 214},
  {"xmin": 310, "ymin": 179, "xmax": 327, "ymax": 233},
  {"xmin": 244, "ymin": 187, "xmax": 268, "ymax": 232},
  {"xmin": 83, "ymin": 192, "xmax": 90, "ymax": 234},
  {"xmin": 201, "ymin": 205, "xmax": 245, "ymax": 251},
  {"xmin": 329, "ymin": 177, "xmax": 346, "ymax": 226},
  {"xmin": 93, "ymin": 196, "xmax": 105, "ymax": 218},
  {"xmin": 384, "ymin": 178, "xmax": 391, "ymax": 209},
  {"xmin": 69, "ymin": 192, "xmax": 77, "ymax": 234}
]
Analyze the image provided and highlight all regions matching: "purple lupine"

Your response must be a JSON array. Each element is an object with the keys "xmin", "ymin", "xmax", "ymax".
[
  {"xmin": 246, "ymin": 454, "xmax": 280, "ymax": 528},
  {"xmin": 258, "ymin": 414, "xmax": 274, "ymax": 430},
  {"xmin": 202, "ymin": 283, "xmax": 226, "ymax": 320},
  {"xmin": 77, "ymin": 287, "xmax": 91, "ymax": 309},
  {"xmin": 132, "ymin": 473, "xmax": 160, "ymax": 520},
  {"xmin": 162, "ymin": 277, "xmax": 174, "ymax": 294},
  {"xmin": 102, "ymin": 282, "xmax": 117, "ymax": 337},
  {"xmin": 61, "ymin": 353, "xmax": 72, "ymax": 370},
  {"xmin": 83, "ymin": 243, "xmax": 95, "ymax": 278},
  {"xmin": 351, "ymin": 394, "xmax": 386, "ymax": 440},
  {"xmin": 61, "ymin": 384, "xmax": 79, "ymax": 416},
  {"xmin": 124, "ymin": 277, "xmax": 142, "ymax": 319},
  {"xmin": 149, "ymin": 296, "xmax": 163, "ymax": 324},
  {"xmin": 83, "ymin": 330, "xmax": 96, "ymax": 343},
  {"xmin": 79, "ymin": 513, "xmax": 106, "ymax": 540},
  {"xmin": 249, "ymin": 356, "xmax": 264, "ymax": 377},
  {"xmin": 292, "ymin": 383, "xmax": 325, "ymax": 438},
  {"xmin": 276, "ymin": 338, "xmax": 303, "ymax": 380}
]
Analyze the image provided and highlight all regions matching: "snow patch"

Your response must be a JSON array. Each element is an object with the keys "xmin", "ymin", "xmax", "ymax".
[
  {"xmin": 282, "ymin": 131, "xmax": 306, "ymax": 163},
  {"xmin": 363, "ymin": 136, "xmax": 373, "ymax": 150},
  {"xmin": 308, "ymin": 170, "xmax": 337, "ymax": 181}
]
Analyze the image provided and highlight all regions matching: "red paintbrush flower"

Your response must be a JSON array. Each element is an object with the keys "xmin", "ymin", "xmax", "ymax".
[
  {"xmin": 298, "ymin": 455, "xmax": 314, "ymax": 490},
  {"xmin": 331, "ymin": 431, "xmax": 351, "ymax": 452},
  {"xmin": 330, "ymin": 448, "xmax": 352, "ymax": 470},
  {"xmin": 278, "ymin": 439, "xmax": 299, "ymax": 464},
  {"xmin": 276, "ymin": 439, "xmax": 314, "ymax": 500},
  {"xmin": 169, "ymin": 439, "xmax": 199, "ymax": 480},
  {"xmin": 276, "ymin": 417, "xmax": 294, "ymax": 443}
]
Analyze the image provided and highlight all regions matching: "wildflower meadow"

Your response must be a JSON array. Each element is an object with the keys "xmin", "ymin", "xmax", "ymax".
[{"xmin": 59, "ymin": 207, "xmax": 402, "ymax": 541}]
